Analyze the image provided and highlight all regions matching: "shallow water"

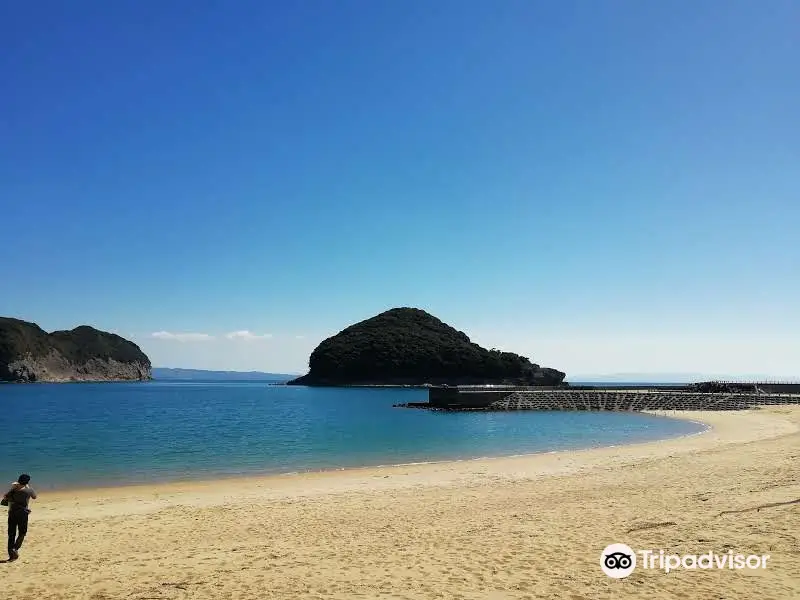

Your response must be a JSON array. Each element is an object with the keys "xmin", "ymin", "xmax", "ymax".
[{"xmin": 0, "ymin": 381, "xmax": 705, "ymax": 489}]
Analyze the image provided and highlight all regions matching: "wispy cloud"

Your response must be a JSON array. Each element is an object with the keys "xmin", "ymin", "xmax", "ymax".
[
  {"xmin": 151, "ymin": 331, "xmax": 214, "ymax": 342},
  {"xmin": 225, "ymin": 330, "xmax": 273, "ymax": 341},
  {"xmin": 294, "ymin": 335, "xmax": 305, "ymax": 340}
]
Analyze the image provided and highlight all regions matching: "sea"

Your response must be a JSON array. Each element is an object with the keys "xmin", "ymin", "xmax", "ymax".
[{"xmin": 0, "ymin": 380, "xmax": 705, "ymax": 491}]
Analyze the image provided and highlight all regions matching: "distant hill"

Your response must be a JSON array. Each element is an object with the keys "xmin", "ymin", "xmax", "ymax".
[
  {"xmin": 152, "ymin": 368, "xmax": 296, "ymax": 381},
  {"xmin": 288, "ymin": 307, "xmax": 566, "ymax": 386},
  {"xmin": 0, "ymin": 317, "xmax": 151, "ymax": 382}
]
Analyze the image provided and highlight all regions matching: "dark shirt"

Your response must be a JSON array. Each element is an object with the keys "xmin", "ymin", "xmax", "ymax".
[{"xmin": 5, "ymin": 486, "xmax": 36, "ymax": 511}]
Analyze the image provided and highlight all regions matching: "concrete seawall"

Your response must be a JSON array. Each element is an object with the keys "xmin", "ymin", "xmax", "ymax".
[{"xmin": 410, "ymin": 388, "xmax": 800, "ymax": 411}]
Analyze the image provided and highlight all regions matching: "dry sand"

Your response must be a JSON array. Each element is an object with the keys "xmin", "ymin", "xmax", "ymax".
[{"xmin": 3, "ymin": 407, "xmax": 799, "ymax": 599}]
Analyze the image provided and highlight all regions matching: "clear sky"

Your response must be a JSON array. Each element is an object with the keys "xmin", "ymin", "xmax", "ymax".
[{"xmin": 2, "ymin": 1, "xmax": 798, "ymax": 378}]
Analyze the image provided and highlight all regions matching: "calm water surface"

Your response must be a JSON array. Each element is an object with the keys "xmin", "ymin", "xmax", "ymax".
[{"xmin": 0, "ymin": 381, "xmax": 705, "ymax": 490}]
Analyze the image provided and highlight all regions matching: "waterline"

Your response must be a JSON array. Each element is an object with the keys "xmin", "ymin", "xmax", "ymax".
[{"xmin": 0, "ymin": 382, "xmax": 707, "ymax": 490}]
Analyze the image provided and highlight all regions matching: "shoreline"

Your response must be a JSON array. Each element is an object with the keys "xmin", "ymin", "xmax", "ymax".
[
  {"xmin": 31, "ymin": 408, "xmax": 795, "ymax": 521},
  {"xmin": 7, "ymin": 406, "xmax": 799, "ymax": 599},
  {"xmin": 29, "ymin": 410, "xmax": 707, "ymax": 496}
]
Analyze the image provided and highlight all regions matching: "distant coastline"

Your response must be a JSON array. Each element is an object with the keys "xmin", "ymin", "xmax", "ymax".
[
  {"xmin": 571, "ymin": 373, "xmax": 800, "ymax": 383},
  {"xmin": 152, "ymin": 367, "xmax": 297, "ymax": 381}
]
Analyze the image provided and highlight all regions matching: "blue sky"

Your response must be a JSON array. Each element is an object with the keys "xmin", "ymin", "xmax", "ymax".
[{"xmin": 2, "ymin": 1, "xmax": 798, "ymax": 377}]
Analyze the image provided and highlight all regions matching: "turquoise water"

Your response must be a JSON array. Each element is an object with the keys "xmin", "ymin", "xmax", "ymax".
[{"xmin": 0, "ymin": 381, "xmax": 705, "ymax": 490}]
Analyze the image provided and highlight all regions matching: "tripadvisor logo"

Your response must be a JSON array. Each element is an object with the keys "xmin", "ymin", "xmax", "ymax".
[
  {"xmin": 600, "ymin": 544, "xmax": 770, "ymax": 578},
  {"xmin": 601, "ymin": 544, "xmax": 636, "ymax": 578}
]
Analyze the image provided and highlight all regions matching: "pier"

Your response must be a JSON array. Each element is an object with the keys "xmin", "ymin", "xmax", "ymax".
[{"xmin": 399, "ymin": 383, "xmax": 800, "ymax": 411}]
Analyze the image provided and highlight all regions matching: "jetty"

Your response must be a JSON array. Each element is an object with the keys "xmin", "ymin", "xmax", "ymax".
[{"xmin": 397, "ymin": 382, "xmax": 800, "ymax": 411}]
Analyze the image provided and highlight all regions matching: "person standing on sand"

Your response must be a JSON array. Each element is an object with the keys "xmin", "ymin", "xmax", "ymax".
[{"xmin": 2, "ymin": 474, "xmax": 37, "ymax": 561}]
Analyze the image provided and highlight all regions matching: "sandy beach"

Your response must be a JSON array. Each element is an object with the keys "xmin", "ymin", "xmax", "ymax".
[{"xmin": 3, "ymin": 407, "xmax": 799, "ymax": 599}]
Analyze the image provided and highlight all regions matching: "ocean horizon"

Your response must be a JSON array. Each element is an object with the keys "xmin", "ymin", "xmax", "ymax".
[{"xmin": 0, "ymin": 381, "xmax": 705, "ymax": 491}]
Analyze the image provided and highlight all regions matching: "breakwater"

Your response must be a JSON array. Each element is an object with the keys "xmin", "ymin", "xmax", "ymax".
[{"xmin": 397, "ymin": 386, "xmax": 800, "ymax": 411}]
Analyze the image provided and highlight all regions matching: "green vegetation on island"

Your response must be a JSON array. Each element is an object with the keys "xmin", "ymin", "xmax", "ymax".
[
  {"xmin": 0, "ymin": 317, "xmax": 151, "ymax": 382},
  {"xmin": 288, "ymin": 307, "xmax": 566, "ymax": 387}
]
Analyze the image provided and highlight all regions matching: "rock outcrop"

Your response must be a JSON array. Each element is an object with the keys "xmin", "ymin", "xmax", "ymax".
[
  {"xmin": 0, "ymin": 317, "xmax": 151, "ymax": 383},
  {"xmin": 287, "ymin": 307, "xmax": 566, "ymax": 387}
]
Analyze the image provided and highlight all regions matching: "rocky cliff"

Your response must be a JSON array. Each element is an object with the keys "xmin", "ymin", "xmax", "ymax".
[
  {"xmin": 0, "ymin": 317, "xmax": 151, "ymax": 383},
  {"xmin": 288, "ymin": 307, "xmax": 566, "ymax": 387}
]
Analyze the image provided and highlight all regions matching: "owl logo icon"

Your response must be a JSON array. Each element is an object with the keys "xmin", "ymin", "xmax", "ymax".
[{"xmin": 601, "ymin": 544, "xmax": 637, "ymax": 578}]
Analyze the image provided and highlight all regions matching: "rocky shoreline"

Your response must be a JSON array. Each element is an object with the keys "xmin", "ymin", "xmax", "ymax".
[
  {"xmin": 5, "ymin": 353, "xmax": 151, "ymax": 383},
  {"xmin": 1, "ymin": 317, "xmax": 152, "ymax": 383}
]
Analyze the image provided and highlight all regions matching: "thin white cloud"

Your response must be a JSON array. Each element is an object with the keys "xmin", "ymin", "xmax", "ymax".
[
  {"xmin": 225, "ymin": 330, "xmax": 273, "ymax": 341},
  {"xmin": 294, "ymin": 335, "xmax": 305, "ymax": 340},
  {"xmin": 151, "ymin": 331, "xmax": 214, "ymax": 342}
]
